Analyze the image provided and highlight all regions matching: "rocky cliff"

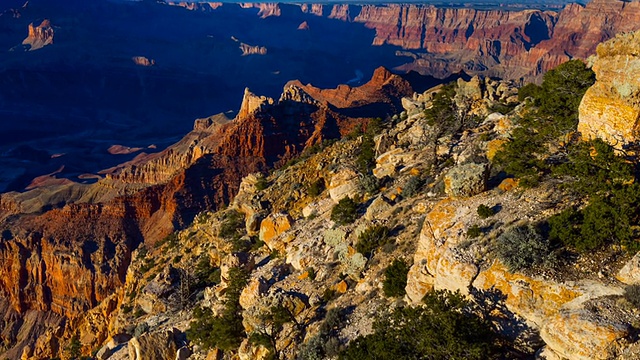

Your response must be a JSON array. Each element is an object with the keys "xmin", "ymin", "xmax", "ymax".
[
  {"xmin": 70, "ymin": 69, "xmax": 640, "ymax": 360},
  {"xmin": 0, "ymin": 68, "xmax": 414, "ymax": 359},
  {"xmin": 164, "ymin": 0, "xmax": 640, "ymax": 81},
  {"xmin": 21, "ymin": 18, "xmax": 53, "ymax": 51},
  {"xmin": 578, "ymin": 30, "xmax": 640, "ymax": 148}
]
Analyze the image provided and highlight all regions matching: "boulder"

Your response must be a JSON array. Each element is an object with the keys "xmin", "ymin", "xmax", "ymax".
[
  {"xmin": 443, "ymin": 163, "xmax": 489, "ymax": 197},
  {"xmin": 128, "ymin": 329, "xmax": 181, "ymax": 360},
  {"xmin": 364, "ymin": 195, "xmax": 393, "ymax": 221},
  {"xmin": 617, "ymin": 251, "xmax": 640, "ymax": 284},
  {"xmin": 578, "ymin": 31, "xmax": 640, "ymax": 148},
  {"xmin": 540, "ymin": 307, "xmax": 631, "ymax": 360},
  {"xmin": 328, "ymin": 168, "xmax": 360, "ymax": 201},
  {"xmin": 259, "ymin": 213, "xmax": 293, "ymax": 250}
]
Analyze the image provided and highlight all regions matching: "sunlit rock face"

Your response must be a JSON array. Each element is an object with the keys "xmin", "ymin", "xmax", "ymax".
[{"xmin": 578, "ymin": 31, "xmax": 640, "ymax": 148}]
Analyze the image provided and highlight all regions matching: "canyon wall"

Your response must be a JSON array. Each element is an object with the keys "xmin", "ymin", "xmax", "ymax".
[
  {"xmin": 0, "ymin": 68, "xmax": 413, "ymax": 358},
  {"xmin": 168, "ymin": 0, "xmax": 640, "ymax": 81}
]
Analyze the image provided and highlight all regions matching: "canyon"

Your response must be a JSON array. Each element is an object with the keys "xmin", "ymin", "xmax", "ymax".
[{"xmin": 1, "ymin": 0, "xmax": 640, "ymax": 358}]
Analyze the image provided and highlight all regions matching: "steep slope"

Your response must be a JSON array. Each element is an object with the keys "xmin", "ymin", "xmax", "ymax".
[{"xmin": 0, "ymin": 68, "xmax": 414, "ymax": 359}]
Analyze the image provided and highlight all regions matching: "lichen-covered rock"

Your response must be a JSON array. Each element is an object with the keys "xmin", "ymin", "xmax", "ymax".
[
  {"xmin": 443, "ymin": 163, "xmax": 489, "ymax": 197},
  {"xmin": 540, "ymin": 307, "xmax": 631, "ymax": 360},
  {"xmin": 578, "ymin": 31, "xmax": 640, "ymax": 148},
  {"xmin": 238, "ymin": 339, "xmax": 271, "ymax": 360},
  {"xmin": 259, "ymin": 213, "xmax": 293, "ymax": 250}
]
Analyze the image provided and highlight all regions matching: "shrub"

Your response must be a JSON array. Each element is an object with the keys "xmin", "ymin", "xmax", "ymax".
[
  {"xmin": 496, "ymin": 225, "xmax": 557, "ymax": 272},
  {"xmin": 356, "ymin": 134, "xmax": 376, "ymax": 174},
  {"xmin": 402, "ymin": 175, "xmax": 426, "ymax": 198},
  {"xmin": 492, "ymin": 60, "xmax": 595, "ymax": 185},
  {"xmin": 477, "ymin": 204, "xmax": 495, "ymax": 219},
  {"xmin": 359, "ymin": 174, "xmax": 379, "ymax": 196},
  {"xmin": 340, "ymin": 290, "xmax": 496, "ymax": 360},
  {"xmin": 383, "ymin": 259, "xmax": 409, "ymax": 297},
  {"xmin": 255, "ymin": 176, "xmax": 269, "ymax": 191},
  {"xmin": 194, "ymin": 255, "xmax": 221, "ymax": 288},
  {"xmin": 308, "ymin": 178, "xmax": 326, "ymax": 197},
  {"xmin": 467, "ymin": 225, "xmax": 482, "ymax": 239},
  {"xmin": 219, "ymin": 210, "xmax": 246, "ymax": 242},
  {"xmin": 624, "ymin": 284, "xmax": 640, "ymax": 309},
  {"xmin": 299, "ymin": 308, "xmax": 346, "ymax": 360},
  {"xmin": 187, "ymin": 267, "xmax": 248, "ymax": 351},
  {"xmin": 331, "ymin": 197, "xmax": 358, "ymax": 226},
  {"xmin": 355, "ymin": 225, "xmax": 390, "ymax": 257}
]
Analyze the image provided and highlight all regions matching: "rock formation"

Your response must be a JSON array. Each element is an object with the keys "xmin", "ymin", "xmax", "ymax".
[
  {"xmin": 22, "ymin": 19, "xmax": 53, "ymax": 51},
  {"xmin": 131, "ymin": 56, "xmax": 155, "ymax": 66},
  {"xmin": 0, "ymin": 68, "xmax": 414, "ymax": 358},
  {"xmin": 239, "ymin": 42, "xmax": 267, "ymax": 56},
  {"xmin": 165, "ymin": 0, "xmax": 640, "ymax": 81},
  {"xmin": 578, "ymin": 30, "xmax": 640, "ymax": 148}
]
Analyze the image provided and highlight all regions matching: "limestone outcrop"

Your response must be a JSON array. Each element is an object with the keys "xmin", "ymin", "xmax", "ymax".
[{"xmin": 578, "ymin": 31, "xmax": 640, "ymax": 148}]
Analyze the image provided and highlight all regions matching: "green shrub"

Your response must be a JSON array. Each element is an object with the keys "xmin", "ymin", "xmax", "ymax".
[
  {"xmin": 340, "ymin": 290, "xmax": 496, "ymax": 360},
  {"xmin": 359, "ymin": 174, "xmax": 379, "ymax": 196},
  {"xmin": 308, "ymin": 178, "xmax": 326, "ymax": 197},
  {"xmin": 65, "ymin": 334, "xmax": 82, "ymax": 360},
  {"xmin": 299, "ymin": 308, "xmax": 346, "ymax": 360},
  {"xmin": 194, "ymin": 255, "xmax": 221, "ymax": 288},
  {"xmin": 219, "ymin": 210, "xmax": 246, "ymax": 242},
  {"xmin": 496, "ymin": 225, "xmax": 557, "ymax": 272},
  {"xmin": 477, "ymin": 204, "xmax": 495, "ymax": 219},
  {"xmin": 467, "ymin": 225, "xmax": 482, "ymax": 239},
  {"xmin": 402, "ymin": 175, "xmax": 426, "ymax": 198},
  {"xmin": 187, "ymin": 268, "xmax": 248, "ymax": 351},
  {"xmin": 624, "ymin": 284, "xmax": 640, "ymax": 309},
  {"xmin": 492, "ymin": 60, "xmax": 595, "ymax": 185},
  {"xmin": 356, "ymin": 134, "xmax": 376, "ymax": 174},
  {"xmin": 255, "ymin": 176, "xmax": 269, "ymax": 191},
  {"xmin": 355, "ymin": 225, "xmax": 390, "ymax": 257},
  {"xmin": 383, "ymin": 259, "xmax": 409, "ymax": 297},
  {"xmin": 331, "ymin": 197, "xmax": 358, "ymax": 226}
]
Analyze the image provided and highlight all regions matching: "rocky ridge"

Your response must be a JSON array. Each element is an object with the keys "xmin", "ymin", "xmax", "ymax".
[
  {"xmin": 64, "ymin": 69, "xmax": 640, "ymax": 360},
  {"xmin": 21, "ymin": 18, "xmax": 53, "ymax": 51},
  {"xmin": 0, "ymin": 68, "xmax": 414, "ymax": 359}
]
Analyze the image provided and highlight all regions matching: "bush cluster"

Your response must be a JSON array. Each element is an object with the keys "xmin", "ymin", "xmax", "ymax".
[
  {"xmin": 493, "ymin": 60, "xmax": 595, "ymax": 186},
  {"xmin": 307, "ymin": 178, "xmax": 325, "ymax": 197},
  {"xmin": 496, "ymin": 225, "xmax": 557, "ymax": 272},
  {"xmin": 187, "ymin": 267, "xmax": 248, "ymax": 351},
  {"xmin": 299, "ymin": 308, "xmax": 346, "ymax": 360},
  {"xmin": 477, "ymin": 204, "xmax": 495, "ymax": 219},
  {"xmin": 355, "ymin": 225, "xmax": 391, "ymax": 257},
  {"xmin": 383, "ymin": 259, "xmax": 409, "ymax": 297},
  {"xmin": 340, "ymin": 290, "xmax": 496, "ymax": 359},
  {"xmin": 331, "ymin": 197, "xmax": 358, "ymax": 226}
]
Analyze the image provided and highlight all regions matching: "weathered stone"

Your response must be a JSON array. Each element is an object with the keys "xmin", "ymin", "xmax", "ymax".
[
  {"xmin": 540, "ymin": 308, "xmax": 631, "ymax": 360},
  {"xmin": 259, "ymin": 213, "xmax": 293, "ymax": 250},
  {"xmin": 239, "ymin": 277, "xmax": 269, "ymax": 309},
  {"xmin": 328, "ymin": 168, "xmax": 361, "ymax": 201},
  {"xmin": 486, "ymin": 138, "xmax": 507, "ymax": 161},
  {"xmin": 443, "ymin": 163, "xmax": 489, "ymax": 197},
  {"xmin": 364, "ymin": 195, "xmax": 393, "ymax": 221},
  {"xmin": 578, "ymin": 31, "xmax": 640, "ymax": 148},
  {"xmin": 238, "ymin": 339, "xmax": 271, "ymax": 360},
  {"xmin": 617, "ymin": 251, "xmax": 640, "ymax": 284},
  {"xmin": 302, "ymin": 198, "xmax": 334, "ymax": 218},
  {"xmin": 498, "ymin": 178, "xmax": 519, "ymax": 192},
  {"xmin": 128, "ymin": 329, "xmax": 180, "ymax": 360}
]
